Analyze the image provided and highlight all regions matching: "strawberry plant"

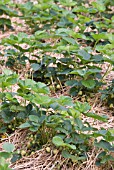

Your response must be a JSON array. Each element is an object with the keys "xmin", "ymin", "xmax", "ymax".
[
  {"xmin": 100, "ymin": 79, "xmax": 114, "ymax": 110},
  {"xmin": 1, "ymin": 31, "xmax": 105, "ymax": 94},
  {"xmin": 0, "ymin": 0, "xmax": 114, "ymax": 168},
  {"xmin": 0, "ymin": 0, "xmax": 17, "ymax": 32},
  {"xmin": 1, "ymin": 0, "xmax": 112, "ymax": 95},
  {"xmin": 0, "ymin": 70, "xmax": 114, "ymax": 165}
]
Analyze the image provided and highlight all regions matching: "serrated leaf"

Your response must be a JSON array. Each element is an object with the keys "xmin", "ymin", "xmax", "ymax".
[
  {"xmin": 32, "ymin": 94, "xmax": 51, "ymax": 105},
  {"xmin": 85, "ymin": 112, "xmax": 108, "ymax": 122},
  {"xmin": 78, "ymin": 50, "xmax": 91, "ymax": 61},
  {"xmin": 75, "ymin": 102, "xmax": 91, "ymax": 113},
  {"xmin": 57, "ymin": 96, "xmax": 73, "ymax": 106},
  {"xmin": 29, "ymin": 115, "xmax": 39, "ymax": 123},
  {"xmin": 62, "ymin": 150, "xmax": 86, "ymax": 161},
  {"xmin": 31, "ymin": 63, "xmax": 41, "ymax": 71},
  {"xmin": 52, "ymin": 136, "xmax": 76, "ymax": 150},
  {"xmin": 63, "ymin": 37, "xmax": 76, "ymax": 45},
  {"xmin": 32, "ymin": 82, "xmax": 49, "ymax": 94},
  {"xmin": 92, "ymin": 1, "xmax": 106, "ymax": 12},
  {"xmin": 65, "ymin": 80, "xmax": 79, "ymax": 86},
  {"xmin": 19, "ymin": 122, "xmax": 31, "ymax": 129},
  {"xmin": 82, "ymin": 79, "xmax": 96, "ymax": 89},
  {"xmin": 75, "ymin": 118, "xmax": 83, "ymax": 130},
  {"xmin": 94, "ymin": 140, "xmax": 114, "ymax": 151},
  {"xmin": 70, "ymin": 69, "xmax": 86, "ymax": 77}
]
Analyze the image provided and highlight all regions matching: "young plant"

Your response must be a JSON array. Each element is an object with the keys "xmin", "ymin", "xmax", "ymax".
[{"xmin": 100, "ymin": 79, "xmax": 114, "ymax": 110}]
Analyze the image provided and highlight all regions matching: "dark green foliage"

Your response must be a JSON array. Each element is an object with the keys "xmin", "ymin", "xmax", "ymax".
[
  {"xmin": 0, "ymin": 72, "xmax": 113, "ymax": 165},
  {"xmin": 100, "ymin": 80, "xmax": 114, "ymax": 110},
  {"xmin": 0, "ymin": 0, "xmax": 114, "ymax": 168}
]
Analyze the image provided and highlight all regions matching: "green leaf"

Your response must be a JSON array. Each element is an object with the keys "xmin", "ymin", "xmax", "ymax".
[
  {"xmin": 66, "ymin": 144, "xmax": 76, "ymax": 150},
  {"xmin": 0, "ymin": 152, "xmax": 11, "ymax": 159},
  {"xmin": 63, "ymin": 37, "xmax": 76, "ymax": 45},
  {"xmin": 56, "ymin": 28, "xmax": 71, "ymax": 35},
  {"xmin": 62, "ymin": 150, "xmax": 71, "ymax": 159},
  {"xmin": 57, "ymin": 96, "xmax": 73, "ymax": 106},
  {"xmin": 32, "ymin": 94, "xmax": 52, "ymax": 105},
  {"xmin": 108, "ymin": 128, "xmax": 114, "ymax": 135},
  {"xmin": 11, "ymin": 153, "xmax": 21, "ymax": 163},
  {"xmin": 0, "ymin": 156, "xmax": 12, "ymax": 169},
  {"xmin": 92, "ymin": 1, "xmax": 106, "ymax": 12},
  {"xmin": 29, "ymin": 115, "xmax": 39, "ymax": 123},
  {"xmin": 70, "ymin": 69, "xmax": 86, "ymax": 77},
  {"xmin": 101, "ymin": 155, "xmax": 114, "ymax": 164},
  {"xmin": 32, "ymin": 82, "xmax": 50, "ymax": 94},
  {"xmin": 65, "ymin": 80, "xmax": 79, "ymax": 86},
  {"xmin": 75, "ymin": 102, "xmax": 91, "ymax": 113},
  {"xmin": 82, "ymin": 79, "xmax": 96, "ymax": 89},
  {"xmin": 94, "ymin": 140, "xmax": 114, "ymax": 151},
  {"xmin": 85, "ymin": 112, "xmax": 108, "ymax": 122},
  {"xmin": 75, "ymin": 118, "xmax": 83, "ymax": 130},
  {"xmin": 52, "ymin": 136, "xmax": 64, "ymax": 146},
  {"xmin": 62, "ymin": 150, "xmax": 78, "ymax": 160},
  {"xmin": 3, "ymin": 142, "xmax": 15, "ymax": 153},
  {"xmin": 3, "ymin": 69, "xmax": 13, "ymax": 75},
  {"xmin": 35, "ymin": 30, "xmax": 45, "ymax": 36},
  {"xmin": 52, "ymin": 136, "xmax": 76, "ymax": 150},
  {"xmin": 59, "ymin": 0, "xmax": 77, "ymax": 6},
  {"xmin": 68, "ymin": 108, "xmax": 81, "ymax": 118},
  {"xmin": 91, "ymin": 32, "xmax": 107, "ymax": 41},
  {"xmin": 73, "ymin": 6, "xmax": 88, "ymax": 13},
  {"xmin": 31, "ymin": 63, "xmax": 41, "ymax": 71},
  {"xmin": 70, "ymin": 68, "xmax": 101, "ymax": 78},
  {"xmin": 62, "ymin": 150, "xmax": 86, "ymax": 161},
  {"xmin": 18, "ymin": 79, "xmax": 36, "ymax": 89},
  {"xmin": 17, "ymin": 32, "xmax": 28, "ymax": 43},
  {"xmin": 19, "ymin": 122, "xmax": 31, "ymax": 129},
  {"xmin": 78, "ymin": 50, "xmax": 91, "ymax": 61},
  {"xmin": 97, "ymin": 151, "xmax": 106, "ymax": 158}
]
